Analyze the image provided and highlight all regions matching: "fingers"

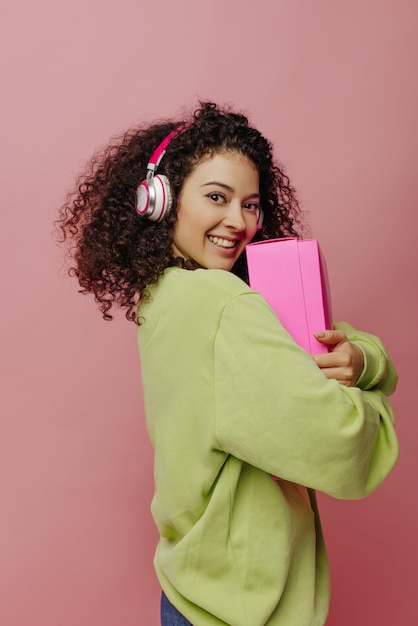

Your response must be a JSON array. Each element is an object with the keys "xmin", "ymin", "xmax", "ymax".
[
  {"xmin": 315, "ymin": 365, "xmax": 353, "ymax": 387},
  {"xmin": 314, "ymin": 330, "xmax": 347, "ymax": 346},
  {"xmin": 314, "ymin": 355, "xmax": 355, "ymax": 387},
  {"xmin": 312, "ymin": 335, "xmax": 364, "ymax": 387},
  {"xmin": 312, "ymin": 350, "xmax": 351, "ymax": 368}
]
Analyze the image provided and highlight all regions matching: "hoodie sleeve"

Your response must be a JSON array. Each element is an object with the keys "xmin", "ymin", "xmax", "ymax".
[{"xmin": 213, "ymin": 292, "xmax": 399, "ymax": 499}]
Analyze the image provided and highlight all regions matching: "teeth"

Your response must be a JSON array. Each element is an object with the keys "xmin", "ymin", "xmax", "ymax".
[{"xmin": 208, "ymin": 236, "xmax": 236, "ymax": 248}]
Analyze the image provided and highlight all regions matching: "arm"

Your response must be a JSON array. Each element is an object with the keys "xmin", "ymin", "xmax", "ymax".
[{"xmin": 214, "ymin": 293, "xmax": 399, "ymax": 499}]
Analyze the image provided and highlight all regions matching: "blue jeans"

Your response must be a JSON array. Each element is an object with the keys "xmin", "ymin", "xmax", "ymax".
[{"xmin": 160, "ymin": 592, "xmax": 193, "ymax": 625}]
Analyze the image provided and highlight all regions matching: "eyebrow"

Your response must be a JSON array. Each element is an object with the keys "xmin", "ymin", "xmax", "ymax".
[{"xmin": 201, "ymin": 181, "xmax": 260, "ymax": 198}]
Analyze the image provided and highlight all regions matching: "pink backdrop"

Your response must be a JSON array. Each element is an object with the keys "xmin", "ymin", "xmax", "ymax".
[{"xmin": 1, "ymin": 0, "xmax": 417, "ymax": 624}]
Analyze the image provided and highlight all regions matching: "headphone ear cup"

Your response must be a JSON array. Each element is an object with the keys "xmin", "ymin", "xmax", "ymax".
[
  {"xmin": 152, "ymin": 174, "xmax": 173, "ymax": 221},
  {"xmin": 136, "ymin": 174, "xmax": 173, "ymax": 221},
  {"xmin": 136, "ymin": 179, "xmax": 151, "ymax": 216}
]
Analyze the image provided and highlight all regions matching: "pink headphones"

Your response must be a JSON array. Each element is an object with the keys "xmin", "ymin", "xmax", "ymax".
[
  {"xmin": 136, "ymin": 125, "xmax": 264, "ymax": 228},
  {"xmin": 136, "ymin": 126, "xmax": 187, "ymax": 222}
]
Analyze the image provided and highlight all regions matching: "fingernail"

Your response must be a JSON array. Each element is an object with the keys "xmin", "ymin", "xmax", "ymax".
[{"xmin": 314, "ymin": 332, "xmax": 325, "ymax": 338}]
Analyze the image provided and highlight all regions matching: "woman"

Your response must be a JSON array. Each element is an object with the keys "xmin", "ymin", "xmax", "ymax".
[{"xmin": 57, "ymin": 102, "xmax": 398, "ymax": 625}]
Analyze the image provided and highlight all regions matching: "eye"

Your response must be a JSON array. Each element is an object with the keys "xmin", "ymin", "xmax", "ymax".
[
  {"xmin": 243, "ymin": 201, "xmax": 261, "ymax": 213},
  {"xmin": 206, "ymin": 192, "xmax": 226, "ymax": 204}
]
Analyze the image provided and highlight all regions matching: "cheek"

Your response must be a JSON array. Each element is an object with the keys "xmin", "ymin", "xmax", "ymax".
[
  {"xmin": 175, "ymin": 213, "xmax": 202, "ymax": 247},
  {"xmin": 248, "ymin": 223, "xmax": 259, "ymax": 240}
]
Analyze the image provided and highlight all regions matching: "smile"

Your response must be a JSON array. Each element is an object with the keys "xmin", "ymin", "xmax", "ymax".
[{"xmin": 208, "ymin": 235, "xmax": 238, "ymax": 249}]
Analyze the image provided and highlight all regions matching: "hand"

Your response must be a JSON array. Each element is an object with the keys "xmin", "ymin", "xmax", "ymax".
[{"xmin": 312, "ymin": 330, "xmax": 364, "ymax": 387}]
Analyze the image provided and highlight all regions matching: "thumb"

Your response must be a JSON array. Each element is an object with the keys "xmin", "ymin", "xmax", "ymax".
[{"xmin": 314, "ymin": 330, "xmax": 347, "ymax": 347}]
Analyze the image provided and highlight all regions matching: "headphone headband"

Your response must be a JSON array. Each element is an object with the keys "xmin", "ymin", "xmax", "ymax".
[{"xmin": 146, "ymin": 125, "xmax": 188, "ymax": 172}]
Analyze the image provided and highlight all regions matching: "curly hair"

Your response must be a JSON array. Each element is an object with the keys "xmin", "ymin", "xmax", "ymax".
[{"xmin": 56, "ymin": 102, "xmax": 305, "ymax": 323}]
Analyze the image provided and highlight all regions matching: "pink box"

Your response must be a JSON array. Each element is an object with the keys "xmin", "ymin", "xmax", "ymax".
[{"xmin": 246, "ymin": 238, "xmax": 332, "ymax": 354}]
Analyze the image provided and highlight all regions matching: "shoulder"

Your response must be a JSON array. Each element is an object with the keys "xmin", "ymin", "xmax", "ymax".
[
  {"xmin": 155, "ymin": 266, "xmax": 283, "ymax": 332},
  {"xmin": 139, "ymin": 266, "xmax": 294, "ymax": 353},
  {"xmin": 139, "ymin": 268, "xmax": 264, "ymax": 345},
  {"xmin": 139, "ymin": 267, "xmax": 257, "ymax": 334},
  {"xmin": 151, "ymin": 267, "xmax": 254, "ymax": 305},
  {"xmin": 165, "ymin": 268, "xmax": 283, "ymax": 338},
  {"xmin": 193, "ymin": 268, "xmax": 254, "ymax": 298}
]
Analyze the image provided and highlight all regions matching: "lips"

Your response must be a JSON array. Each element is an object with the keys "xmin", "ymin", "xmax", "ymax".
[{"xmin": 208, "ymin": 235, "xmax": 238, "ymax": 249}]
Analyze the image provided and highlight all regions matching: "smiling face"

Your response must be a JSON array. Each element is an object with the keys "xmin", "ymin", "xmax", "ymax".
[{"xmin": 172, "ymin": 151, "xmax": 261, "ymax": 271}]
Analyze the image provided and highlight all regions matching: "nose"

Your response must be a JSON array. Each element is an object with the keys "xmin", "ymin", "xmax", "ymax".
[{"xmin": 222, "ymin": 200, "xmax": 246, "ymax": 231}]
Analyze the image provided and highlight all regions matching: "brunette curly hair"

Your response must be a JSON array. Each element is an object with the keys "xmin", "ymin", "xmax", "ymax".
[{"xmin": 57, "ymin": 101, "xmax": 305, "ymax": 322}]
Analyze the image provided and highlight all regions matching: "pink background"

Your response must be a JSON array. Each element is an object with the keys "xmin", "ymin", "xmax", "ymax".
[{"xmin": 1, "ymin": 1, "xmax": 417, "ymax": 624}]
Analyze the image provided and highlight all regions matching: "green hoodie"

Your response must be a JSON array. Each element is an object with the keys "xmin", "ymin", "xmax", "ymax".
[{"xmin": 137, "ymin": 267, "xmax": 398, "ymax": 626}]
